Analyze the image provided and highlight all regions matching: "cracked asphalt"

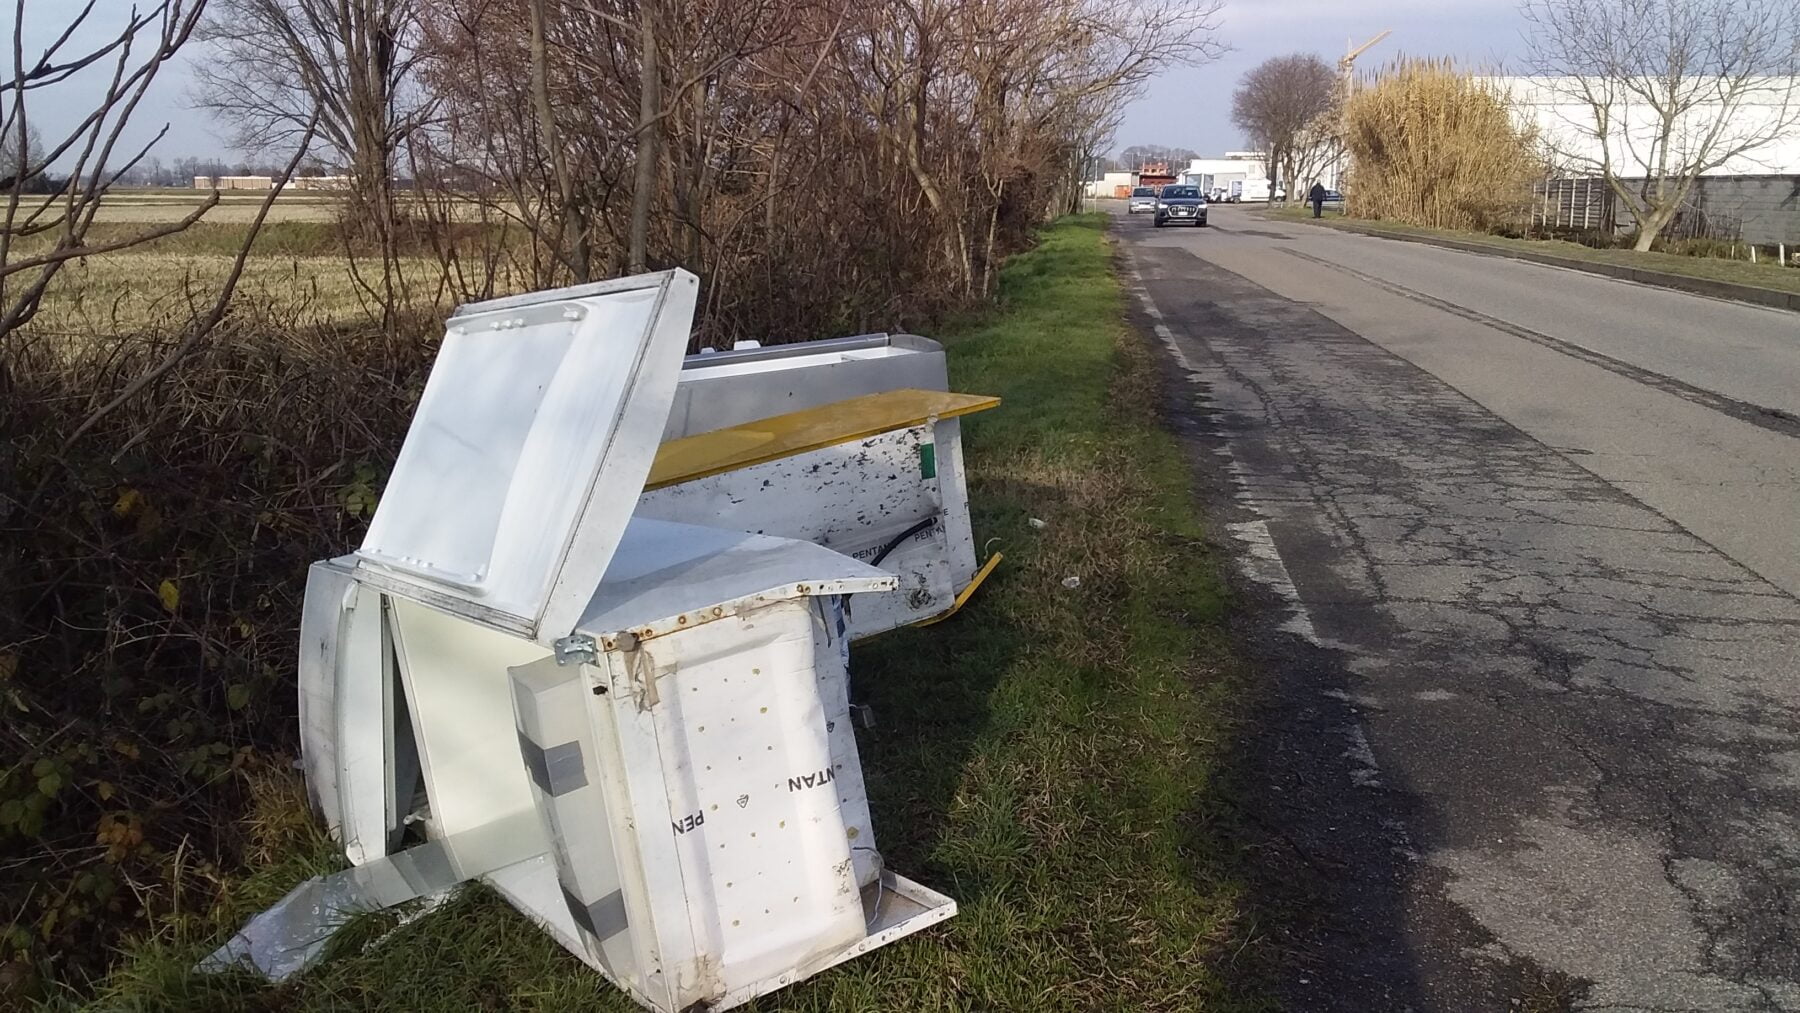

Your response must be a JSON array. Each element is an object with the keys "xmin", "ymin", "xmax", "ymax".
[{"xmin": 1110, "ymin": 206, "xmax": 1800, "ymax": 1012}]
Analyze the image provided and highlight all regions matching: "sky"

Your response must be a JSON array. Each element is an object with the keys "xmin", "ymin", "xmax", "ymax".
[
  {"xmin": 1116, "ymin": 0, "xmax": 1531, "ymax": 156},
  {"xmin": 5, "ymin": 0, "xmax": 1533, "ymax": 169}
]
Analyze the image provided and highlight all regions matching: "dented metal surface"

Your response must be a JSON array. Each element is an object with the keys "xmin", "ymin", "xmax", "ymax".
[{"xmin": 636, "ymin": 426, "xmax": 964, "ymax": 640}]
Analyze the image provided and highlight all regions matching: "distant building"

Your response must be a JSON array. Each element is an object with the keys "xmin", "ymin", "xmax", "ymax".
[
  {"xmin": 1085, "ymin": 169, "xmax": 1139, "ymax": 199},
  {"xmin": 1486, "ymin": 76, "xmax": 1800, "ymax": 178},
  {"xmin": 193, "ymin": 175, "xmax": 275, "ymax": 190},
  {"xmin": 1137, "ymin": 161, "xmax": 1177, "ymax": 187},
  {"xmin": 1181, "ymin": 151, "xmax": 1342, "ymax": 195},
  {"xmin": 1486, "ymin": 76, "xmax": 1800, "ymax": 244},
  {"xmin": 190, "ymin": 173, "xmax": 359, "ymax": 193}
]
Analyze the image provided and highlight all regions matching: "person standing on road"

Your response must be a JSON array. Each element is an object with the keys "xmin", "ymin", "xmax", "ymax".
[{"xmin": 1309, "ymin": 180, "xmax": 1327, "ymax": 218}]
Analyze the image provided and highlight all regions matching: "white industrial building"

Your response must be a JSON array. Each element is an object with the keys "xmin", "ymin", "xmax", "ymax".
[
  {"xmin": 1487, "ymin": 76, "xmax": 1800, "ymax": 177},
  {"xmin": 1179, "ymin": 152, "xmax": 1343, "ymax": 198},
  {"xmin": 1487, "ymin": 76, "xmax": 1800, "ymax": 243},
  {"xmin": 1084, "ymin": 170, "xmax": 1139, "ymax": 199},
  {"xmin": 1179, "ymin": 152, "xmax": 1265, "ymax": 191},
  {"xmin": 191, "ymin": 174, "xmax": 357, "ymax": 191}
]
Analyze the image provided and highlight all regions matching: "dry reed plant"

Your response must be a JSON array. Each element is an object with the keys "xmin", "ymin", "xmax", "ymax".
[{"xmin": 1344, "ymin": 59, "xmax": 1545, "ymax": 232}]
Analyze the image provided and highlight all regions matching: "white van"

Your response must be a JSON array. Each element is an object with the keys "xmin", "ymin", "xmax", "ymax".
[{"xmin": 1235, "ymin": 178, "xmax": 1274, "ymax": 203}]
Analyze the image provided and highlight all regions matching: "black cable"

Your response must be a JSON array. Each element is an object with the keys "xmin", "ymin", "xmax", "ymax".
[
  {"xmin": 869, "ymin": 516, "xmax": 937, "ymax": 568},
  {"xmin": 844, "ymin": 516, "xmax": 937, "ymax": 616}
]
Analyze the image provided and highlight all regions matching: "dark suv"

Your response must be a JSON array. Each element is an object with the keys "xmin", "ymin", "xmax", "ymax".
[{"xmin": 1153, "ymin": 185, "xmax": 1207, "ymax": 228}]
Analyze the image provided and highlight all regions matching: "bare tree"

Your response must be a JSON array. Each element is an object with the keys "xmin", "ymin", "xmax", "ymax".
[
  {"xmin": 413, "ymin": 0, "xmax": 1215, "ymax": 340},
  {"xmin": 1231, "ymin": 53, "xmax": 1336, "ymax": 202},
  {"xmin": 194, "ymin": 0, "xmax": 430, "ymax": 281},
  {"xmin": 1118, "ymin": 143, "xmax": 1200, "ymax": 167},
  {"xmin": 1521, "ymin": 0, "xmax": 1800, "ymax": 251},
  {"xmin": 1, "ymin": 2, "xmax": 220, "ymax": 348},
  {"xmin": 0, "ymin": 122, "xmax": 45, "ymax": 190}
]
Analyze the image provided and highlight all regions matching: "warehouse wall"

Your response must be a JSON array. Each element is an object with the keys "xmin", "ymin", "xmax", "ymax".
[{"xmin": 1619, "ymin": 175, "xmax": 1800, "ymax": 245}]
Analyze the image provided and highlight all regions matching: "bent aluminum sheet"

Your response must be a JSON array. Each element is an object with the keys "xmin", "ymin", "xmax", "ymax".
[{"xmin": 198, "ymin": 810, "xmax": 546, "ymax": 980}]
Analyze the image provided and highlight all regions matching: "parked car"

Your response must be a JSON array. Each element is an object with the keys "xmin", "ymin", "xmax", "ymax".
[
  {"xmin": 1153, "ymin": 185, "xmax": 1208, "ymax": 228},
  {"xmin": 1128, "ymin": 186, "xmax": 1158, "ymax": 214}
]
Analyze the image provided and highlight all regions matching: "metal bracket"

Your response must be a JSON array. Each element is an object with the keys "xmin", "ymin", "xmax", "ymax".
[{"xmin": 553, "ymin": 633, "xmax": 598, "ymax": 667}]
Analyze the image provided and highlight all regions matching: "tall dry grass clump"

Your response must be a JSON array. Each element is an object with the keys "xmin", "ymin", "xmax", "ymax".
[{"xmin": 1345, "ymin": 59, "xmax": 1544, "ymax": 231}]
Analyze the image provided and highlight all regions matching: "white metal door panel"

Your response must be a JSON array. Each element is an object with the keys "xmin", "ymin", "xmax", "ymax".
[
  {"xmin": 297, "ymin": 561, "xmax": 393, "ymax": 865},
  {"xmin": 509, "ymin": 656, "xmax": 644, "ymax": 986},
  {"xmin": 357, "ymin": 271, "xmax": 699, "ymax": 643},
  {"xmin": 625, "ymin": 602, "xmax": 864, "ymax": 1006},
  {"xmin": 297, "ymin": 561, "xmax": 352, "ymax": 840},
  {"xmin": 665, "ymin": 334, "xmax": 947, "ymax": 441},
  {"xmin": 386, "ymin": 598, "xmax": 548, "ymax": 838}
]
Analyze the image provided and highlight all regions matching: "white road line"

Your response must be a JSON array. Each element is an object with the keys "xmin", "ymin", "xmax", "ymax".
[
  {"xmin": 1224, "ymin": 519, "xmax": 1321, "ymax": 646},
  {"xmin": 1125, "ymin": 243, "xmax": 1371, "ymax": 788},
  {"xmin": 1343, "ymin": 725, "xmax": 1384, "ymax": 788}
]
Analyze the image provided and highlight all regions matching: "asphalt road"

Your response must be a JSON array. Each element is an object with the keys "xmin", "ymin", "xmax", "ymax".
[{"xmin": 1111, "ymin": 204, "xmax": 1800, "ymax": 1012}]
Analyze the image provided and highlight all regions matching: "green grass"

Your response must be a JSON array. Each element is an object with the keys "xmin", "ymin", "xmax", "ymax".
[
  {"xmin": 65, "ymin": 214, "xmax": 1267, "ymax": 1013},
  {"xmin": 1265, "ymin": 205, "xmax": 1800, "ymax": 295}
]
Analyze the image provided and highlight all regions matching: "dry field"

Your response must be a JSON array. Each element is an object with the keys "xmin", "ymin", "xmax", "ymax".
[
  {"xmin": 91, "ymin": 188, "xmax": 492, "ymax": 225},
  {"xmin": 22, "ymin": 252, "xmax": 455, "ymax": 337},
  {"xmin": 92, "ymin": 187, "xmax": 344, "ymax": 224},
  {"xmin": 19, "ymin": 190, "xmax": 525, "ymax": 339}
]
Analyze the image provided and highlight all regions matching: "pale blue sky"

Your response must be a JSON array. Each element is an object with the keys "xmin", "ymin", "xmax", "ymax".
[
  {"xmin": 4, "ymin": 0, "xmax": 1531, "ymax": 167},
  {"xmin": 1120, "ymin": 0, "xmax": 1530, "ymax": 156}
]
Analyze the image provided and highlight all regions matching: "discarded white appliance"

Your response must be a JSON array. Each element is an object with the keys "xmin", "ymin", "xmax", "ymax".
[
  {"xmin": 204, "ymin": 272, "xmax": 968, "ymax": 1012},
  {"xmin": 651, "ymin": 335, "xmax": 1002, "ymax": 640}
]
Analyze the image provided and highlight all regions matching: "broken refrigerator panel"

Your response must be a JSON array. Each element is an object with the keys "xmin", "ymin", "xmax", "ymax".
[
  {"xmin": 661, "ymin": 336, "xmax": 998, "ymax": 638},
  {"xmin": 243, "ymin": 272, "xmax": 965, "ymax": 1012},
  {"xmin": 641, "ymin": 388, "xmax": 1000, "ymax": 640},
  {"xmin": 296, "ymin": 556, "xmax": 417, "ymax": 866},
  {"xmin": 665, "ymin": 333, "xmax": 951, "ymax": 441},
  {"xmin": 354, "ymin": 272, "xmax": 700, "ymax": 644},
  {"xmin": 501, "ymin": 519, "xmax": 954, "ymax": 1011}
]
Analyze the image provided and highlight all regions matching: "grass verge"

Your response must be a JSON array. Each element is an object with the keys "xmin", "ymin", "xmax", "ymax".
[
  {"xmin": 65, "ymin": 214, "xmax": 1267, "ymax": 1013},
  {"xmin": 1264, "ymin": 205, "xmax": 1800, "ymax": 296}
]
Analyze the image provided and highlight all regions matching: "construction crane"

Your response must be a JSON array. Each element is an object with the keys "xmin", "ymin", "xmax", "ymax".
[
  {"xmin": 1340, "ymin": 30, "xmax": 1392, "ymax": 97},
  {"xmin": 1332, "ymin": 30, "xmax": 1391, "ymax": 198}
]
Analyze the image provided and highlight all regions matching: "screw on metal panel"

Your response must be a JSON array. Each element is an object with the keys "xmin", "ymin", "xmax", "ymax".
[{"xmin": 591, "ymin": 684, "xmax": 607, "ymax": 696}]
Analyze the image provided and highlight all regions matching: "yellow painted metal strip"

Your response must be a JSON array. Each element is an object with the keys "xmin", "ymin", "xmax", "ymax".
[
  {"xmin": 648, "ymin": 388, "xmax": 1000, "ymax": 490},
  {"xmin": 912, "ymin": 552, "xmax": 1003, "ymax": 628}
]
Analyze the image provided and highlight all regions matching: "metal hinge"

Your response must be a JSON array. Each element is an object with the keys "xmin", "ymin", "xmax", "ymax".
[{"xmin": 553, "ymin": 633, "xmax": 598, "ymax": 667}]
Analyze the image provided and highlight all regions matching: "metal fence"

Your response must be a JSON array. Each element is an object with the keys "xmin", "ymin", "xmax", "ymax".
[
  {"xmin": 1531, "ymin": 176, "xmax": 1751, "ymax": 242},
  {"xmin": 1530, "ymin": 177, "xmax": 1611, "ymax": 232}
]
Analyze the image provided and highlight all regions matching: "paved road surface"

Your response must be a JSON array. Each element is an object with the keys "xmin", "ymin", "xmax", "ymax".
[{"xmin": 1113, "ymin": 206, "xmax": 1800, "ymax": 1012}]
